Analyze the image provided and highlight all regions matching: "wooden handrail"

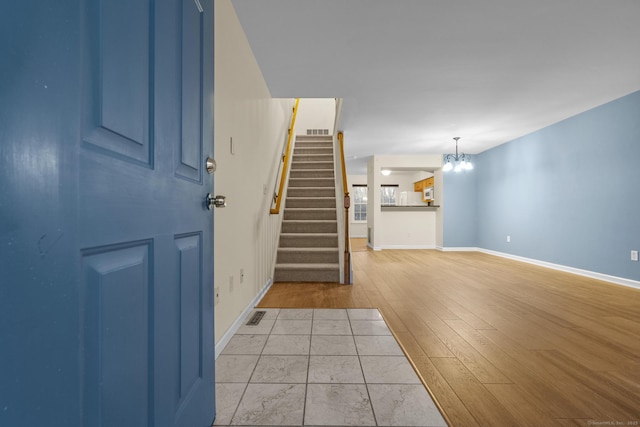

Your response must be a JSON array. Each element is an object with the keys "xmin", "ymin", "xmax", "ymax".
[
  {"xmin": 338, "ymin": 131, "xmax": 348, "ymax": 198},
  {"xmin": 270, "ymin": 98, "xmax": 300, "ymax": 215},
  {"xmin": 338, "ymin": 131, "xmax": 351, "ymax": 284}
]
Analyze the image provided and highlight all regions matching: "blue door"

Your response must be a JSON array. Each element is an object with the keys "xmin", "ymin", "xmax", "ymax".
[{"xmin": 0, "ymin": 1, "xmax": 215, "ymax": 426}]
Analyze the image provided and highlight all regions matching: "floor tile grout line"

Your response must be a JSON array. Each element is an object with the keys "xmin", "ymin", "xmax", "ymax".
[
  {"xmin": 223, "ymin": 309, "xmax": 276, "ymax": 426},
  {"xmin": 223, "ymin": 381, "xmax": 248, "ymax": 426},
  {"xmin": 301, "ymin": 309, "xmax": 314, "ymax": 426},
  {"xmin": 356, "ymin": 308, "xmax": 380, "ymax": 426},
  {"xmin": 225, "ymin": 309, "xmax": 274, "ymax": 426}
]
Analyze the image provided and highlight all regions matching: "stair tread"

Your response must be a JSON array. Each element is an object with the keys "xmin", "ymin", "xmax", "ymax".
[
  {"xmin": 280, "ymin": 233, "xmax": 338, "ymax": 238},
  {"xmin": 282, "ymin": 220, "xmax": 337, "ymax": 223},
  {"xmin": 289, "ymin": 178, "xmax": 334, "ymax": 181},
  {"xmin": 278, "ymin": 247, "xmax": 339, "ymax": 252},
  {"xmin": 275, "ymin": 263, "xmax": 339, "ymax": 269},
  {"xmin": 293, "ymin": 148, "xmax": 332, "ymax": 151},
  {"xmin": 286, "ymin": 196, "xmax": 335, "ymax": 200},
  {"xmin": 290, "ymin": 168, "xmax": 335, "ymax": 171},
  {"xmin": 285, "ymin": 208, "xmax": 336, "ymax": 210},
  {"xmin": 288, "ymin": 187, "xmax": 336, "ymax": 190}
]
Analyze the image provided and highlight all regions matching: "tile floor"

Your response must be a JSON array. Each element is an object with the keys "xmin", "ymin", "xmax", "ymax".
[{"xmin": 214, "ymin": 308, "xmax": 447, "ymax": 427}]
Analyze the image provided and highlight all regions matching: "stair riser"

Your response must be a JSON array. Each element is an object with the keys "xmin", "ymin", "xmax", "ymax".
[
  {"xmin": 286, "ymin": 198, "xmax": 336, "ymax": 208},
  {"xmin": 292, "ymin": 155, "xmax": 334, "ymax": 162},
  {"xmin": 279, "ymin": 235, "xmax": 338, "ymax": 248},
  {"xmin": 287, "ymin": 188, "xmax": 335, "ymax": 197},
  {"xmin": 281, "ymin": 222, "xmax": 338, "ymax": 233},
  {"xmin": 274, "ymin": 268, "xmax": 340, "ymax": 283},
  {"xmin": 295, "ymin": 136, "xmax": 332, "ymax": 141},
  {"xmin": 294, "ymin": 142, "xmax": 333, "ymax": 148},
  {"xmin": 284, "ymin": 210, "xmax": 337, "ymax": 220},
  {"xmin": 294, "ymin": 148, "xmax": 333, "ymax": 155},
  {"xmin": 288, "ymin": 178, "xmax": 335, "ymax": 187},
  {"xmin": 291, "ymin": 161, "xmax": 334, "ymax": 170},
  {"xmin": 276, "ymin": 250, "xmax": 339, "ymax": 264},
  {"xmin": 290, "ymin": 170, "xmax": 334, "ymax": 179},
  {"xmin": 296, "ymin": 135, "xmax": 332, "ymax": 139}
]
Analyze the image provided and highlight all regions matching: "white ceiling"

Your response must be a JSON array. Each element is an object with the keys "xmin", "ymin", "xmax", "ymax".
[{"xmin": 231, "ymin": 0, "xmax": 640, "ymax": 174}]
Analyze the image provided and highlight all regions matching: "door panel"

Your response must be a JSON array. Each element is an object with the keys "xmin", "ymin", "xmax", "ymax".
[
  {"xmin": 0, "ymin": 1, "xmax": 215, "ymax": 426},
  {"xmin": 82, "ymin": 0, "xmax": 152, "ymax": 166},
  {"xmin": 176, "ymin": 233, "xmax": 203, "ymax": 400},
  {"xmin": 82, "ymin": 241, "xmax": 153, "ymax": 427},
  {"xmin": 177, "ymin": 0, "xmax": 204, "ymax": 182}
]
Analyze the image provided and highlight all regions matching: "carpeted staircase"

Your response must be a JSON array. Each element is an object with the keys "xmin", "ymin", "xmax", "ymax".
[{"xmin": 274, "ymin": 135, "xmax": 340, "ymax": 282}]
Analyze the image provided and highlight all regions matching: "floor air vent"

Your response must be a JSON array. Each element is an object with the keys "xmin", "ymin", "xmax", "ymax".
[{"xmin": 246, "ymin": 310, "xmax": 266, "ymax": 326}]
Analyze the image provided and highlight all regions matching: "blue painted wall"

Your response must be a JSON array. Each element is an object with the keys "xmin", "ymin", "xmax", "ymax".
[
  {"xmin": 447, "ymin": 90, "xmax": 640, "ymax": 281},
  {"xmin": 443, "ymin": 168, "xmax": 477, "ymax": 247}
]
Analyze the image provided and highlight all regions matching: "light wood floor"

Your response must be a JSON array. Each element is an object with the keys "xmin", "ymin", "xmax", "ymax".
[
  {"xmin": 350, "ymin": 237, "xmax": 370, "ymax": 252},
  {"xmin": 258, "ymin": 247, "xmax": 640, "ymax": 426}
]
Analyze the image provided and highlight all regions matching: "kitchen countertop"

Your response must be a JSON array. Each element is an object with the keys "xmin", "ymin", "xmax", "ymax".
[{"xmin": 381, "ymin": 205, "xmax": 440, "ymax": 211}]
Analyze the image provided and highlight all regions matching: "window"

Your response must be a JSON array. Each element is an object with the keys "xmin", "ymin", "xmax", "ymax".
[
  {"xmin": 352, "ymin": 185, "xmax": 367, "ymax": 221},
  {"xmin": 380, "ymin": 185, "xmax": 398, "ymax": 206}
]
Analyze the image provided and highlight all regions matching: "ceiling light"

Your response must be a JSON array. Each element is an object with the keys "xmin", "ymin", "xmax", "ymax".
[
  {"xmin": 443, "ymin": 137, "xmax": 473, "ymax": 173},
  {"xmin": 381, "ymin": 169, "xmax": 391, "ymax": 176}
]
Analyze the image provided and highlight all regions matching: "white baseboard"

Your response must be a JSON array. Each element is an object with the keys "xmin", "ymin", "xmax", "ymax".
[
  {"xmin": 380, "ymin": 244, "xmax": 437, "ymax": 250},
  {"xmin": 215, "ymin": 278, "xmax": 274, "ymax": 359},
  {"xmin": 438, "ymin": 246, "xmax": 479, "ymax": 252},
  {"xmin": 478, "ymin": 248, "xmax": 640, "ymax": 290},
  {"xmin": 367, "ymin": 243, "xmax": 382, "ymax": 251}
]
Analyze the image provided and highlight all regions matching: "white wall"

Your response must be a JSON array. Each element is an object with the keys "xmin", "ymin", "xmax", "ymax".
[
  {"xmin": 294, "ymin": 98, "xmax": 336, "ymax": 135},
  {"xmin": 380, "ymin": 211, "xmax": 437, "ymax": 248},
  {"xmin": 434, "ymin": 168, "xmax": 444, "ymax": 248},
  {"xmin": 214, "ymin": 0, "xmax": 294, "ymax": 342}
]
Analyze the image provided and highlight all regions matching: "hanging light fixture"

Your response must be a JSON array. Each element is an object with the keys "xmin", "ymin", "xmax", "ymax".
[{"xmin": 442, "ymin": 137, "xmax": 473, "ymax": 172}]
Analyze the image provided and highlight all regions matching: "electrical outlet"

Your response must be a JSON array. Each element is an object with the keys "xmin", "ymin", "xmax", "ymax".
[
  {"xmin": 632, "ymin": 250, "xmax": 639, "ymax": 261},
  {"xmin": 506, "ymin": 235, "xmax": 511, "ymax": 243},
  {"xmin": 229, "ymin": 275, "xmax": 234, "ymax": 292},
  {"xmin": 240, "ymin": 268, "xmax": 244, "ymax": 284},
  {"xmin": 214, "ymin": 287, "xmax": 220, "ymax": 305}
]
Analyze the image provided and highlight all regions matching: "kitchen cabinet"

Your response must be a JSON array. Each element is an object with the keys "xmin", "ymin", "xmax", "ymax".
[
  {"xmin": 414, "ymin": 177, "xmax": 435, "ymax": 202},
  {"xmin": 414, "ymin": 177, "xmax": 434, "ymax": 190}
]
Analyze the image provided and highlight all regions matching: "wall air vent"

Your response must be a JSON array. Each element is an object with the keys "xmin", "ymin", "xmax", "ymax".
[{"xmin": 306, "ymin": 129, "xmax": 330, "ymax": 135}]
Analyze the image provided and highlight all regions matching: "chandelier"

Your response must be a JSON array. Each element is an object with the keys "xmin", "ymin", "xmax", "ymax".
[{"xmin": 442, "ymin": 137, "xmax": 473, "ymax": 172}]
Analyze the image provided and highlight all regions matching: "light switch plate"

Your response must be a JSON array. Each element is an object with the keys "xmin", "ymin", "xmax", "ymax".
[{"xmin": 631, "ymin": 250, "xmax": 639, "ymax": 261}]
